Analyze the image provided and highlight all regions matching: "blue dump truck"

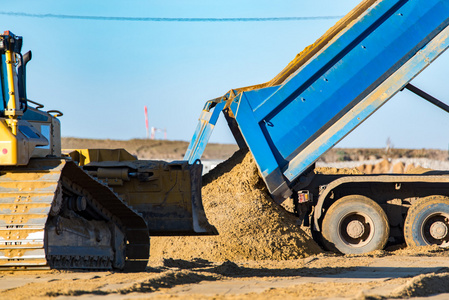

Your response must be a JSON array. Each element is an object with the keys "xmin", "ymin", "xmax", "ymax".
[{"xmin": 185, "ymin": 0, "xmax": 449, "ymax": 254}]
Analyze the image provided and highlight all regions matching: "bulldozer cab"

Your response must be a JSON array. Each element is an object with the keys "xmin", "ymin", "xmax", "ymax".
[{"xmin": 0, "ymin": 31, "xmax": 61, "ymax": 164}]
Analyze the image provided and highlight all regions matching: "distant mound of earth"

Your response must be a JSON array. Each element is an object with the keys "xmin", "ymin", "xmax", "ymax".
[
  {"xmin": 62, "ymin": 137, "xmax": 448, "ymax": 163},
  {"xmin": 61, "ymin": 137, "xmax": 238, "ymax": 160}
]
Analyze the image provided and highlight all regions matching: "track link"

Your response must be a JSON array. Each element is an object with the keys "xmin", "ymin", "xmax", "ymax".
[{"xmin": 0, "ymin": 158, "xmax": 149, "ymax": 271}]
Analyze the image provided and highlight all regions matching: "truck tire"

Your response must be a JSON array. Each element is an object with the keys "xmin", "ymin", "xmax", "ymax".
[
  {"xmin": 322, "ymin": 195, "xmax": 389, "ymax": 254},
  {"xmin": 404, "ymin": 196, "xmax": 449, "ymax": 248}
]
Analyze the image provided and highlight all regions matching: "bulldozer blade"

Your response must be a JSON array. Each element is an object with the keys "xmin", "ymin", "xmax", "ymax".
[{"xmin": 72, "ymin": 149, "xmax": 217, "ymax": 236}]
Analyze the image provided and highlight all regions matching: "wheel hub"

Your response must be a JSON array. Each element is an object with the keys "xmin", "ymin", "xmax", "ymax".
[
  {"xmin": 429, "ymin": 221, "xmax": 448, "ymax": 240},
  {"xmin": 346, "ymin": 220, "xmax": 365, "ymax": 239}
]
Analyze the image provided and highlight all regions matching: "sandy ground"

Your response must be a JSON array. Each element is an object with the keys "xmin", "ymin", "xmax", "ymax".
[{"xmin": 3, "ymin": 247, "xmax": 449, "ymax": 299}]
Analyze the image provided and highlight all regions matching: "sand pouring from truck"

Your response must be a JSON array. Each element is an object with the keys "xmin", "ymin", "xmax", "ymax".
[{"xmin": 185, "ymin": 0, "xmax": 449, "ymax": 254}]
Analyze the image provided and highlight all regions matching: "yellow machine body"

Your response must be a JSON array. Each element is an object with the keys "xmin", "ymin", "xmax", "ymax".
[
  {"xmin": 0, "ymin": 31, "xmax": 215, "ymax": 270},
  {"xmin": 0, "ymin": 31, "xmax": 153, "ymax": 271},
  {"xmin": 0, "ymin": 33, "xmax": 54, "ymax": 166},
  {"xmin": 69, "ymin": 149, "xmax": 217, "ymax": 236}
]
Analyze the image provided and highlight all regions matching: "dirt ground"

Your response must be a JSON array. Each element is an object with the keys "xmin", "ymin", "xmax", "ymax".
[
  {"xmin": 3, "ymin": 247, "xmax": 449, "ymax": 299},
  {"xmin": 2, "ymin": 139, "xmax": 447, "ymax": 299}
]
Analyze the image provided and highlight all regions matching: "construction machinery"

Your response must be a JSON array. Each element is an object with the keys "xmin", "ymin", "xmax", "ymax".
[
  {"xmin": 0, "ymin": 31, "xmax": 215, "ymax": 271},
  {"xmin": 186, "ymin": 0, "xmax": 449, "ymax": 254}
]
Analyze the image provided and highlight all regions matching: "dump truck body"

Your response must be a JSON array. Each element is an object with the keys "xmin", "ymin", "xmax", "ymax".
[{"xmin": 186, "ymin": 0, "xmax": 449, "ymax": 253}]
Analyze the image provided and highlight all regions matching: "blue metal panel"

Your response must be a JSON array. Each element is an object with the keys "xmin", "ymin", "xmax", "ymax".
[
  {"xmin": 184, "ymin": 100, "xmax": 226, "ymax": 163},
  {"xmin": 230, "ymin": 0, "xmax": 449, "ymax": 196},
  {"xmin": 264, "ymin": 0, "xmax": 447, "ymax": 160},
  {"xmin": 0, "ymin": 54, "xmax": 7, "ymax": 110},
  {"xmin": 285, "ymin": 27, "xmax": 449, "ymax": 181}
]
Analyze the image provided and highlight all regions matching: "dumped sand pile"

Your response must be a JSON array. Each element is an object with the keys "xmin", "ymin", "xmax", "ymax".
[
  {"xmin": 404, "ymin": 164, "xmax": 434, "ymax": 174},
  {"xmin": 357, "ymin": 159, "xmax": 392, "ymax": 174},
  {"xmin": 318, "ymin": 157, "xmax": 449, "ymax": 174},
  {"xmin": 315, "ymin": 166, "xmax": 363, "ymax": 175},
  {"xmin": 351, "ymin": 159, "xmax": 437, "ymax": 174},
  {"xmin": 149, "ymin": 150, "xmax": 321, "ymax": 262}
]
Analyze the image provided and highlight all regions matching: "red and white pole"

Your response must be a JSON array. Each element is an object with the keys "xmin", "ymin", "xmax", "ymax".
[{"xmin": 144, "ymin": 106, "xmax": 149, "ymax": 139}]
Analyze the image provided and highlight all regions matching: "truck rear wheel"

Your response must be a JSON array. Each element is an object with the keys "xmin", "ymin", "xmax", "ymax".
[
  {"xmin": 404, "ymin": 196, "xmax": 449, "ymax": 247},
  {"xmin": 322, "ymin": 195, "xmax": 389, "ymax": 254}
]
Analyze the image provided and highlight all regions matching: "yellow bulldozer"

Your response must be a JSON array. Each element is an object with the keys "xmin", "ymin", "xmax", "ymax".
[{"xmin": 0, "ymin": 31, "xmax": 216, "ymax": 271}]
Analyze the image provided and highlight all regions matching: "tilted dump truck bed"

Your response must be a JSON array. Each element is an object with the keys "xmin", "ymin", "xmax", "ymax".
[{"xmin": 186, "ymin": 0, "xmax": 449, "ymax": 202}]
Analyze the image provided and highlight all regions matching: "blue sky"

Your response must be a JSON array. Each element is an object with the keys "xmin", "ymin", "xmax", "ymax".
[{"xmin": 2, "ymin": 0, "xmax": 449, "ymax": 150}]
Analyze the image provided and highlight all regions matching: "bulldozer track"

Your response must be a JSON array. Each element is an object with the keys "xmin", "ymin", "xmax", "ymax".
[{"xmin": 0, "ymin": 158, "xmax": 149, "ymax": 271}]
